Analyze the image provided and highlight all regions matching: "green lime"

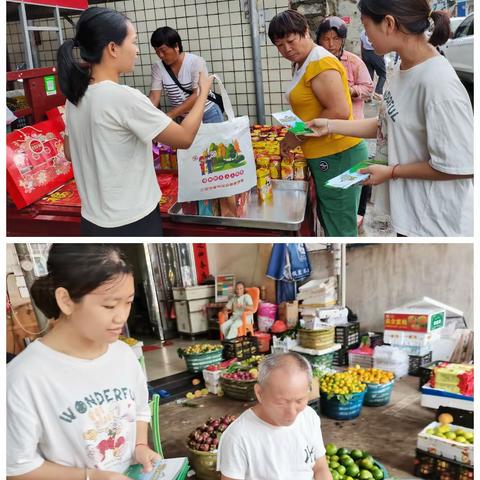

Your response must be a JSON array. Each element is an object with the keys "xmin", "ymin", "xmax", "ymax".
[
  {"xmin": 331, "ymin": 455, "xmax": 340, "ymax": 462},
  {"xmin": 340, "ymin": 456, "xmax": 355, "ymax": 467},
  {"xmin": 351, "ymin": 449, "xmax": 364, "ymax": 460},
  {"xmin": 337, "ymin": 465, "xmax": 347, "ymax": 476},
  {"xmin": 371, "ymin": 467, "xmax": 384, "ymax": 480},
  {"xmin": 346, "ymin": 464, "xmax": 360, "ymax": 477},
  {"xmin": 326, "ymin": 443, "xmax": 339, "ymax": 456},
  {"xmin": 359, "ymin": 459, "xmax": 374, "ymax": 471},
  {"xmin": 331, "ymin": 471, "xmax": 341, "ymax": 480},
  {"xmin": 338, "ymin": 448, "xmax": 350, "ymax": 456},
  {"xmin": 330, "ymin": 461, "xmax": 340, "ymax": 470},
  {"xmin": 345, "ymin": 477, "xmax": 355, "ymax": 480},
  {"xmin": 359, "ymin": 470, "xmax": 373, "ymax": 480}
]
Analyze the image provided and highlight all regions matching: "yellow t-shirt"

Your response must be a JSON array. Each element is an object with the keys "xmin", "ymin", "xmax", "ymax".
[{"xmin": 287, "ymin": 46, "xmax": 361, "ymax": 159}]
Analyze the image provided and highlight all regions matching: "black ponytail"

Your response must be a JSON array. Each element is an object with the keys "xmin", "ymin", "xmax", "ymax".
[
  {"xmin": 57, "ymin": 7, "xmax": 130, "ymax": 105},
  {"xmin": 57, "ymin": 39, "xmax": 90, "ymax": 106},
  {"xmin": 429, "ymin": 10, "xmax": 451, "ymax": 47},
  {"xmin": 30, "ymin": 244, "xmax": 133, "ymax": 319}
]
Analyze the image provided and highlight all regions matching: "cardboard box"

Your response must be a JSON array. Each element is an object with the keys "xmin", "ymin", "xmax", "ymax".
[
  {"xmin": 278, "ymin": 300, "xmax": 299, "ymax": 327},
  {"xmin": 417, "ymin": 421, "xmax": 473, "ymax": 466},
  {"xmin": 384, "ymin": 307, "xmax": 445, "ymax": 332},
  {"xmin": 383, "ymin": 329, "xmax": 441, "ymax": 348}
]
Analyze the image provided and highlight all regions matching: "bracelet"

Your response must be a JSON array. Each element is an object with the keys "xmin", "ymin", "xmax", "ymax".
[
  {"xmin": 391, "ymin": 164, "xmax": 400, "ymax": 180},
  {"xmin": 326, "ymin": 119, "xmax": 331, "ymax": 135},
  {"xmin": 135, "ymin": 442, "xmax": 149, "ymax": 448}
]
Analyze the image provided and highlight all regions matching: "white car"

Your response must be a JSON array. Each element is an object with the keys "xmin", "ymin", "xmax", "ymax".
[{"xmin": 439, "ymin": 13, "xmax": 474, "ymax": 84}]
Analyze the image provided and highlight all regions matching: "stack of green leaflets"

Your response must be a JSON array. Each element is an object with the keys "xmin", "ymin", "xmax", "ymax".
[
  {"xmin": 125, "ymin": 458, "xmax": 189, "ymax": 480},
  {"xmin": 288, "ymin": 121, "xmax": 314, "ymax": 135}
]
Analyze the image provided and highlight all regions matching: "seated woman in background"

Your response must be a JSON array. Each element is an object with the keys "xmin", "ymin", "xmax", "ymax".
[{"xmin": 221, "ymin": 282, "xmax": 254, "ymax": 340}]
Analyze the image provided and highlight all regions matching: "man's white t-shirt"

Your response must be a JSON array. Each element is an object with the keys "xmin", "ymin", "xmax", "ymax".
[
  {"xmin": 65, "ymin": 81, "xmax": 171, "ymax": 228},
  {"xmin": 217, "ymin": 406, "xmax": 326, "ymax": 480},
  {"xmin": 378, "ymin": 55, "xmax": 473, "ymax": 237},
  {"xmin": 150, "ymin": 52, "xmax": 214, "ymax": 114},
  {"xmin": 7, "ymin": 340, "xmax": 150, "ymax": 476}
]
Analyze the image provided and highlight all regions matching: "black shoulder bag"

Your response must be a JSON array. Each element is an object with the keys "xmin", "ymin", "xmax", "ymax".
[{"xmin": 162, "ymin": 61, "xmax": 225, "ymax": 113}]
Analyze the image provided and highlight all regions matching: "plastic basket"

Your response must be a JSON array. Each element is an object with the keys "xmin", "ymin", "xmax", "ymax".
[
  {"xmin": 220, "ymin": 376, "xmax": 257, "ymax": 402},
  {"xmin": 418, "ymin": 360, "xmax": 447, "ymax": 390},
  {"xmin": 335, "ymin": 322, "xmax": 360, "ymax": 348},
  {"xmin": 186, "ymin": 446, "xmax": 220, "ymax": 480},
  {"xmin": 414, "ymin": 448, "xmax": 473, "ymax": 480},
  {"xmin": 301, "ymin": 351, "xmax": 335, "ymax": 369},
  {"xmin": 181, "ymin": 349, "xmax": 224, "ymax": 373},
  {"xmin": 298, "ymin": 327, "xmax": 334, "ymax": 350},
  {"xmin": 332, "ymin": 348, "xmax": 349, "ymax": 367},
  {"xmin": 364, "ymin": 380, "xmax": 395, "ymax": 407},
  {"xmin": 361, "ymin": 332, "xmax": 384, "ymax": 348},
  {"xmin": 320, "ymin": 390, "xmax": 366, "ymax": 420},
  {"xmin": 348, "ymin": 352, "xmax": 374, "ymax": 369},
  {"xmin": 409, "ymin": 351, "xmax": 433, "ymax": 376},
  {"xmin": 222, "ymin": 336, "xmax": 258, "ymax": 360}
]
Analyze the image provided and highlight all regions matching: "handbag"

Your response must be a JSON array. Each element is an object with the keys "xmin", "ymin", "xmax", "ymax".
[
  {"xmin": 162, "ymin": 61, "xmax": 225, "ymax": 113},
  {"xmin": 177, "ymin": 75, "xmax": 257, "ymax": 202}
]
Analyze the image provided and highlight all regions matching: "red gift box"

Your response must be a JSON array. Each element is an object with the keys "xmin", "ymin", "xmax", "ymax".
[
  {"xmin": 36, "ymin": 179, "xmax": 81, "ymax": 207},
  {"xmin": 7, "ymin": 118, "xmax": 73, "ymax": 209}
]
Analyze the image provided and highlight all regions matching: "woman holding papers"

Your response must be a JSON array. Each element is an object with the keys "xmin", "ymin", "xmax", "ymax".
[
  {"xmin": 269, "ymin": 10, "xmax": 368, "ymax": 237},
  {"xmin": 7, "ymin": 245, "xmax": 159, "ymax": 480},
  {"xmin": 307, "ymin": 0, "xmax": 473, "ymax": 237}
]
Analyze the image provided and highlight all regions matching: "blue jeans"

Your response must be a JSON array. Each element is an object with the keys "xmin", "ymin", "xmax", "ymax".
[{"xmin": 202, "ymin": 103, "xmax": 224, "ymax": 123}]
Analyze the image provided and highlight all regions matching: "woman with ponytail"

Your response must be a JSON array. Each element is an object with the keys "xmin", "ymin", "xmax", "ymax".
[
  {"xmin": 7, "ymin": 245, "xmax": 156, "ymax": 480},
  {"xmin": 306, "ymin": 0, "xmax": 473, "ymax": 237},
  {"xmin": 57, "ymin": 7, "xmax": 213, "ymax": 236}
]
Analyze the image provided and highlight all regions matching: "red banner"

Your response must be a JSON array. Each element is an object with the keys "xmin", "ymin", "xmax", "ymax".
[
  {"xmin": 193, "ymin": 244, "xmax": 210, "ymax": 285},
  {"xmin": 13, "ymin": 0, "xmax": 88, "ymax": 10}
]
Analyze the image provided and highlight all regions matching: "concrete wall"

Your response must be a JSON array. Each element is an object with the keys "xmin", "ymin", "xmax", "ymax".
[{"xmin": 345, "ymin": 244, "xmax": 474, "ymax": 330}]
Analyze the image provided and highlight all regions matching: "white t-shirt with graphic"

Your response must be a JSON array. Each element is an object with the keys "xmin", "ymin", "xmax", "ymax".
[
  {"xmin": 378, "ymin": 55, "xmax": 473, "ymax": 237},
  {"xmin": 151, "ymin": 52, "xmax": 214, "ymax": 114},
  {"xmin": 7, "ymin": 340, "xmax": 150, "ymax": 476},
  {"xmin": 65, "ymin": 81, "xmax": 172, "ymax": 228},
  {"xmin": 217, "ymin": 406, "xmax": 326, "ymax": 480}
]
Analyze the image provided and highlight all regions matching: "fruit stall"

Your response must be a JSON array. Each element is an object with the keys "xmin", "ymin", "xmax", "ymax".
[{"xmin": 6, "ymin": 121, "xmax": 316, "ymax": 236}]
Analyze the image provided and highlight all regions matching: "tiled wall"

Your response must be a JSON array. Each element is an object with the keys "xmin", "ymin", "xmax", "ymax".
[{"xmin": 7, "ymin": 0, "xmax": 293, "ymax": 123}]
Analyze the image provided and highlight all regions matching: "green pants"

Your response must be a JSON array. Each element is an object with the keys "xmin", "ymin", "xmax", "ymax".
[{"xmin": 308, "ymin": 140, "xmax": 368, "ymax": 237}]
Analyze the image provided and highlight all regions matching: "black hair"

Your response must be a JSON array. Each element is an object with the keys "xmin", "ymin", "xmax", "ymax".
[
  {"xmin": 30, "ymin": 244, "xmax": 133, "ymax": 319},
  {"xmin": 150, "ymin": 27, "xmax": 183, "ymax": 52},
  {"xmin": 57, "ymin": 7, "xmax": 130, "ymax": 105},
  {"xmin": 358, "ymin": 0, "xmax": 451, "ymax": 47},
  {"xmin": 268, "ymin": 10, "xmax": 310, "ymax": 44}
]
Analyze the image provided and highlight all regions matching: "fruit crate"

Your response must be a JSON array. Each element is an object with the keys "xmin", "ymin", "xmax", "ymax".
[
  {"xmin": 220, "ymin": 376, "xmax": 257, "ymax": 402},
  {"xmin": 320, "ymin": 390, "xmax": 366, "ymax": 420},
  {"xmin": 179, "ymin": 349, "xmax": 224, "ymax": 373},
  {"xmin": 335, "ymin": 322, "xmax": 360, "ymax": 348},
  {"xmin": 361, "ymin": 332, "xmax": 384, "ymax": 348},
  {"xmin": 299, "ymin": 327, "xmax": 335, "ymax": 350},
  {"xmin": 364, "ymin": 380, "xmax": 395, "ymax": 407},
  {"xmin": 222, "ymin": 336, "xmax": 258, "ymax": 361},
  {"xmin": 333, "ymin": 348, "xmax": 349, "ymax": 367},
  {"xmin": 409, "ymin": 351, "xmax": 433, "ymax": 376},
  {"xmin": 414, "ymin": 448, "xmax": 473, "ymax": 480},
  {"xmin": 418, "ymin": 360, "xmax": 447, "ymax": 390},
  {"xmin": 348, "ymin": 350, "xmax": 374, "ymax": 369}
]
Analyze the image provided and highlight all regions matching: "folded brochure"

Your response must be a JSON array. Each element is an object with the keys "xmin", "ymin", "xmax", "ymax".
[
  {"xmin": 272, "ymin": 110, "xmax": 313, "ymax": 134},
  {"xmin": 325, "ymin": 160, "xmax": 376, "ymax": 189},
  {"xmin": 125, "ymin": 458, "xmax": 189, "ymax": 480}
]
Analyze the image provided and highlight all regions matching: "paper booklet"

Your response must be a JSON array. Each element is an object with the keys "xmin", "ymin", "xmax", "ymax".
[
  {"xmin": 272, "ymin": 110, "xmax": 313, "ymax": 134},
  {"xmin": 125, "ymin": 458, "xmax": 189, "ymax": 480},
  {"xmin": 325, "ymin": 160, "xmax": 373, "ymax": 189}
]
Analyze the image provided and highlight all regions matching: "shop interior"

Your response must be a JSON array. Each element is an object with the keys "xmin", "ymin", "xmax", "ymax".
[{"xmin": 6, "ymin": 242, "xmax": 474, "ymax": 479}]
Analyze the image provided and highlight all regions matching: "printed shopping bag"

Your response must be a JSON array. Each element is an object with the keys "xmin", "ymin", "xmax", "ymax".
[
  {"xmin": 7, "ymin": 117, "xmax": 73, "ymax": 209},
  {"xmin": 177, "ymin": 75, "xmax": 257, "ymax": 202}
]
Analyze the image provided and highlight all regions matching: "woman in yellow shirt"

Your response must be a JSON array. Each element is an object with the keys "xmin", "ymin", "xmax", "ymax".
[{"xmin": 269, "ymin": 10, "xmax": 368, "ymax": 237}]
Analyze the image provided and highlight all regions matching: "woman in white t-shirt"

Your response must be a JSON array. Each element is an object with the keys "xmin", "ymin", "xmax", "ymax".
[
  {"xmin": 57, "ymin": 7, "xmax": 213, "ymax": 236},
  {"xmin": 306, "ymin": 0, "xmax": 473, "ymax": 237},
  {"xmin": 7, "ymin": 244, "xmax": 155, "ymax": 480},
  {"xmin": 148, "ymin": 27, "xmax": 224, "ymax": 124}
]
